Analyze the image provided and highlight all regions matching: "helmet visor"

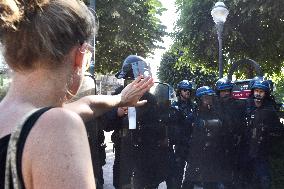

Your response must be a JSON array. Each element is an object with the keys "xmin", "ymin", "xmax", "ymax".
[{"xmin": 131, "ymin": 60, "xmax": 152, "ymax": 78}]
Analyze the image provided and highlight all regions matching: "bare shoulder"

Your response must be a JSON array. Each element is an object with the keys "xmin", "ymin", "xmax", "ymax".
[
  {"xmin": 26, "ymin": 107, "xmax": 87, "ymax": 147},
  {"xmin": 22, "ymin": 107, "xmax": 95, "ymax": 189},
  {"xmin": 37, "ymin": 107, "xmax": 85, "ymax": 130}
]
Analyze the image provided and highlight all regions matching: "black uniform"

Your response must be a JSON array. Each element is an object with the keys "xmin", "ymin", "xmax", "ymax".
[
  {"xmin": 217, "ymin": 97, "xmax": 246, "ymax": 189},
  {"xmin": 171, "ymin": 99, "xmax": 195, "ymax": 189},
  {"xmin": 97, "ymin": 86, "xmax": 128, "ymax": 189},
  {"xmin": 85, "ymin": 120, "xmax": 106, "ymax": 189},
  {"xmin": 99, "ymin": 84, "xmax": 177, "ymax": 189},
  {"xmin": 182, "ymin": 104, "xmax": 234, "ymax": 189},
  {"xmin": 238, "ymin": 98, "xmax": 284, "ymax": 189},
  {"xmin": 75, "ymin": 75, "xmax": 106, "ymax": 189}
]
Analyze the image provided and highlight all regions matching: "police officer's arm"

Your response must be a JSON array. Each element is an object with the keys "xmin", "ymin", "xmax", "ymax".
[
  {"xmin": 64, "ymin": 76, "xmax": 153, "ymax": 122},
  {"xmin": 266, "ymin": 109, "xmax": 284, "ymax": 136},
  {"xmin": 168, "ymin": 107, "xmax": 181, "ymax": 145}
]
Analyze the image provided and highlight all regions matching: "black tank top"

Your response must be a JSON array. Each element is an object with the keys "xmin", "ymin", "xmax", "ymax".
[{"xmin": 0, "ymin": 107, "xmax": 52, "ymax": 189}]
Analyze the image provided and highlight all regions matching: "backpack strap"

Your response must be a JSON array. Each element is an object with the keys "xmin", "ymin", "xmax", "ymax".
[{"xmin": 5, "ymin": 107, "xmax": 52, "ymax": 189}]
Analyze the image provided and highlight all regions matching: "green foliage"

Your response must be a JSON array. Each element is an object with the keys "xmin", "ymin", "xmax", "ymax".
[
  {"xmin": 158, "ymin": 50, "xmax": 218, "ymax": 89},
  {"xmin": 174, "ymin": 0, "xmax": 284, "ymax": 76},
  {"xmin": 0, "ymin": 86, "xmax": 7, "ymax": 101},
  {"xmin": 95, "ymin": 0, "xmax": 166, "ymax": 74},
  {"xmin": 271, "ymin": 70, "xmax": 284, "ymax": 103},
  {"xmin": 0, "ymin": 74, "xmax": 9, "ymax": 101}
]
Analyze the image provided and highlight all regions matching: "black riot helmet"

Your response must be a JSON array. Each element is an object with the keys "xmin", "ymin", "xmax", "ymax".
[{"xmin": 115, "ymin": 55, "xmax": 152, "ymax": 80}]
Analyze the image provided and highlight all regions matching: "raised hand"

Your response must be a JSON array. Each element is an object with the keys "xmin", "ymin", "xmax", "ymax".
[{"xmin": 119, "ymin": 75, "xmax": 154, "ymax": 107}]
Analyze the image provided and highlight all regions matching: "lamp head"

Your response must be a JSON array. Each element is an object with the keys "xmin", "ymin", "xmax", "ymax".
[{"xmin": 211, "ymin": 2, "xmax": 229, "ymax": 24}]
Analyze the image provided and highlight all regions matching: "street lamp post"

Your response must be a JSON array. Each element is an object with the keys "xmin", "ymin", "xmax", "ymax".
[
  {"xmin": 211, "ymin": 2, "xmax": 229, "ymax": 79},
  {"xmin": 89, "ymin": 0, "xmax": 96, "ymax": 56},
  {"xmin": 88, "ymin": 0, "xmax": 97, "ymax": 93},
  {"xmin": 90, "ymin": 0, "xmax": 95, "ymax": 8}
]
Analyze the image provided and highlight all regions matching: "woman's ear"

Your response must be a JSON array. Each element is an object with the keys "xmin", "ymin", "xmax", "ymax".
[
  {"xmin": 74, "ymin": 43, "xmax": 93, "ymax": 71},
  {"xmin": 65, "ymin": 44, "xmax": 86, "ymax": 99},
  {"xmin": 74, "ymin": 46, "xmax": 84, "ymax": 69}
]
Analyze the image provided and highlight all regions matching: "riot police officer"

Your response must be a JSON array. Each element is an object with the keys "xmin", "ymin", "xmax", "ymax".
[
  {"xmin": 182, "ymin": 86, "xmax": 233, "ymax": 189},
  {"xmin": 85, "ymin": 119, "xmax": 106, "ymax": 189},
  {"xmin": 239, "ymin": 79, "xmax": 283, "ymax": 189},
  {"xmin": 171, "ymin": 80, "xmax": 196, "ymax": 189},
  {"xmin": 99, "ymin": 55, "xmax": 175, "ymax": 189},
  {"xmin": 215, "ymin": 78, "xmax": 234, "ymax": 99},
  {"xmin": 173, "ymin": 80, "xmax": 195, "ymax": 119},
  {"xmin": 215, "ymin": 78, "xmax": 247, "ymax": 188},
  {"xmin": 97, "ymin": 89, "xmax": 129, "ymax": 189}
]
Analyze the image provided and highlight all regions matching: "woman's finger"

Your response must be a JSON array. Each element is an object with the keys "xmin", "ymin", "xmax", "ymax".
[
  {"xmin": 140, "ymin": 77, "xmax": 154, "ymax": 92},
  {"xmin": 132, "ymin": 76, "xmax": 151, "ymax": 88},
  {"xmin": 130, "ymin": 75, "xmax": 143, "ymax": 86}
]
